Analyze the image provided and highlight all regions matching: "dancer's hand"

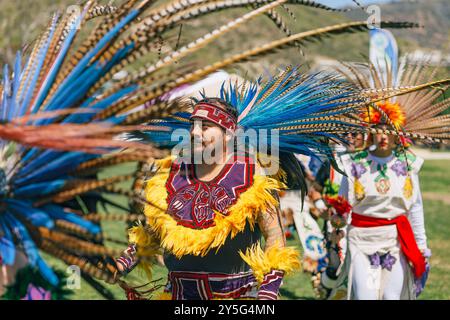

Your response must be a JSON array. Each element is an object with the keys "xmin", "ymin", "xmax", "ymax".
[
  {"xmin": 116, "ymin": 260, "xmax": 126, "ymax": 274},
  {"xmin": 330, "ymin": 229, "xmax": 345, "ymax": 245},
  {"xmin": 311, "ymin": 273, "xmax": 321, "ymax": 290},
  {"xmin": 311, "ymin": 273, "xmax": 330, "ymax": 300},
  {"xmin": 320, "ymin": 208, "xmax": 333, "ymax": 220},
  {"xmin": 415, "ymin": 248, "xmax": 431, "ymax": 297},
  {"xmin": 302, "ymin": 256, "xmax": 318, "ymax": 273},
  {"xmin": 421, "ymin": 248, "xmax": 431, "ymax": 261}
]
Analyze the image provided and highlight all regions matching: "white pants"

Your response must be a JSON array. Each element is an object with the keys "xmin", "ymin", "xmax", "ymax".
[
  {"xmin": 351, "ymin": 250, "xmax": 408, "ymax": 300},
  {"xmin": 331, "ymin": 225, "xmax": 415, "ymax": 300}
]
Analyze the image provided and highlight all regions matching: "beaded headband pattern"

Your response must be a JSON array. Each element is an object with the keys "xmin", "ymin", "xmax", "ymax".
[{"xmin": 190, "ymin": 102, "xmax": 237, "ymax": 131}]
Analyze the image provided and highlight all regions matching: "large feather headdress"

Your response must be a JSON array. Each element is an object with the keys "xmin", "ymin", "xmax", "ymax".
[
  {"xmin": 0, "ymin": 0, "xmax": 423, "ymax": 298},
  {"xmin": 337, "ymin": 60, "xmax": 450, "ymax": 143},
  {"xmin": 140, "ymin": 65, "xmax": 367, "ymax": 169}
]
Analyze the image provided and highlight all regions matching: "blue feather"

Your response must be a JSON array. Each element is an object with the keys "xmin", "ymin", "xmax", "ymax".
[
  {"xmin": 41, "ymin": 45, "xmax": 134, "ymax": 127},
  {"xmin": 0, "ymin": 217, "xmax": 16, "ymax": 265},
  {"xmin": 6, "ymin": 199, "xmax": 55, "ymax": 229},
  {"xmin": 62, "ymin": 85, "xmax": 137, "ymax": 124},
  {"xmin": 43, "ymin": 204, "xmax": 101, "ymax": 234},
  {"xmin": 31, "ymin": 9, "xmax": 86, "ymax": 112},
  {"xmin": 3, "ymin": 213, "xmax": 59, "ymax": 286},
  {"xmin": 16, "ymin": 150, "xmax": 64, "ymax": 177},
  {"xmin": 13, "ymin": 180, "xmax": 66, "ymax": 197},
  {"xmin": 3, "ymin": 213, "xmax": 39, "ymax": 266},
  {"xmin": 1, "ymin": 64, "xmax": 10, "ymax": 120},
  {"xmin": 9, "ymin": 51, "xmax": 22, "ymax": 120},
  {"xmin": 14, "ymin": 152, "xmax": 95, "ymax": 186},
  {"xmin": 43, "ymin": 10, "xmax": 140, "ymax": 112},
  {"xmin": 36, "ymin": 258, "xmax": 59, "ymax": 286},
  {"xmin": 21, "ymin": 19, "xmax": 57, "ymax": 115},
  {"xmin": 16, "ymin": 56, "xmax": 31, "ymax": 112}
]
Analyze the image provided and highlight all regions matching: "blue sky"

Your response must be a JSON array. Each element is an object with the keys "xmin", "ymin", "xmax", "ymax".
[{"xmin": 315, "ymin": 0, "xmax": 396, "ymax": 8}]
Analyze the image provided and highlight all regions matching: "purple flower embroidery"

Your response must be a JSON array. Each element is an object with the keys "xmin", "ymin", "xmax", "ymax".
[
  {"xmin": 351, "ymin": 163, "xmax": 366, "ymax": 179},
  {"xmin": 368, "ymin": 253, "xmax": 381, "ymax": 267},
  {"xmin": 21, "ymin": 284, "xmax": 51, "ymax": 300},
  {"xmin": 368, "ymin": 252, "xmax": 397, "ymax": 271},
  {"xmin": 391, "ymin": 160, "xmax": 407, "ymax": 177},
  {"xmin": 380, "ymin": 253, "xmax": 397, "ymax": 271}
]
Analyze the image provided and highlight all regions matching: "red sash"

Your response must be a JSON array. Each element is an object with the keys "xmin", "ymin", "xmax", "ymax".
[{"xmin": 351, "ymin": 213, "xmax": 425, "ymax": 278}]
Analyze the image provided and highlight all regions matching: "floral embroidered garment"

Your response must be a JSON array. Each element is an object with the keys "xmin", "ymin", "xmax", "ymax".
[
  {"xmin": 340, "ymin": 150, "xmax": 424, "ymax": 220},
  {"xmin": 330, "ymin": 149, "xmax": 428, "ymax": 300}
]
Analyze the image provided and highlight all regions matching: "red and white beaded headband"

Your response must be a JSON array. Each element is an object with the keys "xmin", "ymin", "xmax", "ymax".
[{"xmin": 190, "ymin": 102, "xmax": 237, "ymax": 132}]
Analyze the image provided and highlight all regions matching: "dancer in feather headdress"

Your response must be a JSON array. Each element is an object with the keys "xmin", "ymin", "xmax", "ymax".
[
  {"xmin": 320, "ymin": 60, "xmax": 450, "ymax": 300},
  {"xmin": 111, "ymin": 65, "xmax": 388, "ymax": 300},
  {"xmin": 0, "ymin": 0, "xmax": 422, "ymax": 299}
]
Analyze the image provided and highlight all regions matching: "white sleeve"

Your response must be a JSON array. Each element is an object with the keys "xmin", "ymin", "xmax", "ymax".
[
  {"xmin": 408, "ymin": 173, "xmax": 427, "ymax": 250},
  {"xmin": 338, "ymin": 176, "xmax": 350, "ymax": 200}
]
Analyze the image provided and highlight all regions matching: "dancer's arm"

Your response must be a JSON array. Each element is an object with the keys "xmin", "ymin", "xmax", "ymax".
[
  {"xmin": 115, "ymin": 244, "xmax": 139, "ymax": 276},
  {"xmin": 254, "ymin": 195, "xmax": 287, "ymax": 300},
  {"xmin": 258, "ymin": 193, "xmax": 286, "ymax": 250},
  {"xmin": 338, "ymin": 176, "xmax": 349, "ymax": 200},
  {"xmin": 409, "ymin": 174, "xmax": 428, "ymax": 251}
]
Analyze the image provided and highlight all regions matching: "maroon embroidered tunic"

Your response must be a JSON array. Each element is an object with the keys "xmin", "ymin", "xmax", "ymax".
[
  {"xmin": 162, "ymin": 155, "xmax": 263, "ymax": 299},
  {"xmin": 165, "ymin": 155, "xmax": 254, "ymax": 229}
]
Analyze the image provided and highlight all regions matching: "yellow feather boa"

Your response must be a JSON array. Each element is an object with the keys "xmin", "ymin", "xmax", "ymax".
[
  {"xmin": 239, "ymin": 242, "xmax": 301, "ymax": 284},
  {"xmin": 130, "ymin": 157, "xmax": 285, "ymax": 259},
  {"xmin": 128, "ymin": 222, "xmax": 160, "ymax": 280}
]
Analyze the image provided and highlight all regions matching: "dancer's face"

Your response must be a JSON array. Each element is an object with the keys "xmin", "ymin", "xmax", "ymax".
[
  {"xmin": 372, "ymin": 126, "xmax": 396, "ymax": 152},
  {"xmin": 345, "ymin": 133, "xmax": 355, "ymax": 152},
  {"xmin": 190, "ymin": 119, "xmax": 227, "ymax": 157},
  {"xmin": 354, "ymin": 133, "xmax": 365, "ymax": 149},
  {"xmin": 345, "ymin": 133, "xmax": 364, "ymax": 152}
]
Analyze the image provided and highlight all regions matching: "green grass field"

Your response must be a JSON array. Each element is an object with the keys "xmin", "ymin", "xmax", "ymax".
[{"xmin": 42, "ymin": 160, "xmax": 450, "ymax": 300}]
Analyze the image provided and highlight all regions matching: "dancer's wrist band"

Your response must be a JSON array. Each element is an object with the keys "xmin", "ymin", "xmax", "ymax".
[
  {"xmin": 116, "ymin": 244, "xmax": 139, "ymax": 275},
  {"xmin": 258, "ymin": 270, "xmax": 284, "ymax": 300}
]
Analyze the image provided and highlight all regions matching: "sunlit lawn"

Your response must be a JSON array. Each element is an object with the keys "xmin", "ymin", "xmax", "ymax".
[{"xmin": 43, "ymin": 160, "xmax": 450, "ymax": 300}]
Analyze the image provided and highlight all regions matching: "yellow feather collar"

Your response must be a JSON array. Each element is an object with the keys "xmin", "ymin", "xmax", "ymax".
[{"xmin": 135, "ymin": 157, "xmax": 284, "ymax": 259}]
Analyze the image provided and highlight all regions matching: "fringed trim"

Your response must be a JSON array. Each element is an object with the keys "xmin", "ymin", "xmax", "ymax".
[
  {"xmin": 140, "ymin": 159, "xmax": 285, "ymax": 259},
  {"xmin": 239, "ymin": 242, "xmax": 301, "ymax": 284}
]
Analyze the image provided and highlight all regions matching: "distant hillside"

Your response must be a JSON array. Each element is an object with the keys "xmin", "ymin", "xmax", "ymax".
[
  {"xmin": 0, "ymin": 0, "xmax": 447, "ymax": 77},
  {"xmin": 0, "ymin": 0, "xmax": 74, "ymax": 64},
  {"xmin": 344, "ymin": 0, "xmax": 450, "ymax": 51}
]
